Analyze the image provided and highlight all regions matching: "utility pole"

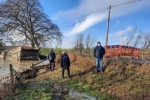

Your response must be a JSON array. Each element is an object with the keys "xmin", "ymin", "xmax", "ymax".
[{"xmin": 105, "ymin": 5, "xmax": 111, "ymax": 46}]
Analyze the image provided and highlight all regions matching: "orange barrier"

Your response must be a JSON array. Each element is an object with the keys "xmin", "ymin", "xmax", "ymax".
[{"xmin": 104, "ymin": 45, "xmax": 141, "ymax": 58}]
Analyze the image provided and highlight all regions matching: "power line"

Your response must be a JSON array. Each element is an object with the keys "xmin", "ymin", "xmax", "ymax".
[
  {"xmin": 60, "ymin": 0, "xmax": 145, "ymax": 30},
  {"xmin": 43, "ymin": 0, "xmax": 49, "ymax": 6},
  {"xmin": 61, "ymin": 8, "xmax": 107, "ymax": 30},
  {"xmin": 112, "ymin": 0, "xmax": 143, "ymax": 8},
  {"xmin": 60, "ymin": 8, "xmax": 108, "ymax": 26}
]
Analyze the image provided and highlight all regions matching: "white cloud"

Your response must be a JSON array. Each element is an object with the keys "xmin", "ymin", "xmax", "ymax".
[
  {"xmin": 65, "ymin": 13, "xmax": 106, "ymax": 36},
  {"xmin": 120, "ymin": 37, "xmax": 128, "ymax": 44},
  {"xmin": 108, "ymin": 26, "xmax": 136, "ymax": 45},
  {"xmin": 126, "ymin": 26, "xmax": 133, "ymax": 32},
  {"xmin": 54, "ymin": 0, "xmax": 150, "ymax": 35},
  {"xmin": 115, "ymin": 20, "xmax": 121, "ymax": 25},
  {"xmin": 109, "ymin": 26, "xmax": 133, "ymax": 39},
  {"xmin": 61, "ymin": 35, "xmax": 75, "ymax": 48}
]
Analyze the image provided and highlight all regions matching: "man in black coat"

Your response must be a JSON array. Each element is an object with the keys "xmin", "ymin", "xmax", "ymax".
[
  {"xmin": 60, "ymin": 51, "xmax": 71, "ymax": 79},
  {"xmin": 94, "ymin": 42, "xmax": 105, "ymax": 73},
  {"xmin": 47, "ymin": 48, "xmax": 56, "ymax": 71}
]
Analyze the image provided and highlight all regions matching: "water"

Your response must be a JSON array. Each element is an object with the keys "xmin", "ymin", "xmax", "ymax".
[
  {"xmin": 0, "ymin": 59, "xmax": 98, "ymax": 100},
  {"xmin": 50, "ymin": 83, "xmax": 97, "ymax": 100},
  {"xmin": 0, "ymin": 59, "xmax": 47, "ymax": 77},
  {"xmin": 29, "ymin": 82, "xmax": 97, "ymax": 100},
  {"xmin": 69, "ymin": 90, "xmax": 97, "ymax": 100}
]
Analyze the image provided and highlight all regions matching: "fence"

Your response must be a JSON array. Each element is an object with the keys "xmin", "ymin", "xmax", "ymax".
[
  {"xmin": 68, "ymin": 47, "xmax": 150, "ymax": 60},
  {"xmin": 0, "ymin": 67, "xmax": 14, "ymax": 99},
  {"xmin": 0, "ymin": 59, "xmax": 48, "ymax": 99},
  {"xmin": 104, "ymin": 45, "xmax": 141, "ymax": 58}
]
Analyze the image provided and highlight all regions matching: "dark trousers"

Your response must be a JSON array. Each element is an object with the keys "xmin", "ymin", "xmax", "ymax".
[
  {"xmin": 62, "ymin": 67, "xmax": 70, "ymax": 78},
  {"xmin": 49, "ymin": 60, "xmax": 55, "ymax": 71}
]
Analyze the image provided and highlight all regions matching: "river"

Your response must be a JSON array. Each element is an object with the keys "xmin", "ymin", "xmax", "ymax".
[{"xmin": 0, "ymin": 59, "xmax": 40, "ymax": 77}]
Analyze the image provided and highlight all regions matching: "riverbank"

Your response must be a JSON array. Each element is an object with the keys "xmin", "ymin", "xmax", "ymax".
[
  {"xmin": 10, "ymin": 69, "xmax": 117, "ymax": 100},
  {"xmin": 4, "ymin": 53, "xmax": 150, "ymax": 100}
]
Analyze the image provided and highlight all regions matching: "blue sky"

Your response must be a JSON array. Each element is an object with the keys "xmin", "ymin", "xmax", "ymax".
[
  {"xmin": 0, "ymin": 0, "xmax": 149, "ymax": 48},
  {"xmin": 20, "ymin": 0, "xmax": 150, "ymax": 48}
]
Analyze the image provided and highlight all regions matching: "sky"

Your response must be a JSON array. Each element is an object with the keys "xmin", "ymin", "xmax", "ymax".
[
  {"xmin": 1, "ymin": 0, "xmax": 150, "ymax": 48},
  {"xmin": 39, "ymin": 0, "xmax": 149, "ymax": 49}
]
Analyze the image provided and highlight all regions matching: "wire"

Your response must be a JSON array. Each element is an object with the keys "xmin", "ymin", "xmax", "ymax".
[
  {"xmin": 112, "ymin": 0, "xmax": 143, "ymax": 8},
  {"xmin": 60, "ymin": 8, "xmax": 108, "ymax": 26},
  {"xmin": 60, "ymin": 0, "xmax": 145, "ymax": 30},
  {"xmin": 43, "ymin": 0, "xmax": 49, "ymax": 6},
  {"xmin": 61, "ymin": 8, "xmax": 107, "ymax": 30}
]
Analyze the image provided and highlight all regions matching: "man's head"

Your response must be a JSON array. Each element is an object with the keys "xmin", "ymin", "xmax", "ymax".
[
  {"xmin": 50, "ymin": 48, "xmax": 53, "ymax": 52},
  {"xmin": 97, "ymin": 42, "xmax": 101, "ymax": 46},
  {"xmin": 62, "ymin": 51, "xmax": 66, "ymax": 55}
]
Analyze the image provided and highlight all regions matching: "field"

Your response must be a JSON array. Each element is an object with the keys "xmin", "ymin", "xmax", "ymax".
[
  {"xmin": 40, "ymin": 48, "xmax": 73, "ymax": 56},
  {"xmin": 51, "ymin": 53, "xmax": 150, "ymax": 100},
  {"xmin": 4, "ymin": 48, "xmax": 150, "ymax": 100}
]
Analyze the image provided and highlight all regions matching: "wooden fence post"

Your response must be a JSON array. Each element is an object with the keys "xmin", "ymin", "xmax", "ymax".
[
  {"xmin": 4, "ymin": 51, "xmax": 7, "ymax": 60},
  {"xmin": 10, "ymin": 64, "xmax": 14, "ymax": 85}
]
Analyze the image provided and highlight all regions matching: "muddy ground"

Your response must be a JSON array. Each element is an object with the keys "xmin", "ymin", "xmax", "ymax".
[{"xmin": 29, "ymin": 53, "xmax": 150, "ymax": 100}]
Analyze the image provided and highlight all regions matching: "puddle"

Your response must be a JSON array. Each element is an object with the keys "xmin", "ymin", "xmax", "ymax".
[
  {"xmin": 69, "ymin": 90, "xmax": 96, "ymax": 100},
  {"xmin": 55, "ymin": 83, "xmax": 97, "ymax": 100},
  {"xmin": 28, "ymin": 82, "xmax": 97, "ymax": 100},
  {"xmin": 52, "ymin": 83, "xmax": 97, "ymax": 100}
]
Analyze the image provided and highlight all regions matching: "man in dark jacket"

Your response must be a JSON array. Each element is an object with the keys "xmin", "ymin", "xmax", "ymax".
[
  {"xmin": 94, "ymin": 42, "xmax": 105, "ymax": 73},
  {"xmin": 60, "ymin": 51, "xmax": 71, "ymax": 79},
  {"xmin": 47, "ymin": 48, "xmax": 56, "ymax": 71}
]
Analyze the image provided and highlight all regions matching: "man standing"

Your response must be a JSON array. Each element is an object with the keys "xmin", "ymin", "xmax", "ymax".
[
  {"xmin": 60, "ymin": 51, "xmax": 71, "ymax": 79},
  {"xmin": 94, "ymin": 42, "xmax": 105, "ymax": 73},
  {"xmin": 47, "ymin": 48, "xmax": 56, "ymax": 71}
]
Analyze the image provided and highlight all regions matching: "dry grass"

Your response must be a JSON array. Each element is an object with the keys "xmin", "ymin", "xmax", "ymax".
[{"xmin": 34, "ymin": 53, "xmax": 150, "ymax": 100}]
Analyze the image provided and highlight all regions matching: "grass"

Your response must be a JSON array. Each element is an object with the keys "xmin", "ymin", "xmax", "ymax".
[
  {"xmin": 8, "ymin": 82, "xmax": 56, "ymax": 100},
  {"xmin": 40, "ymin": 48, "xmax": 73, "ymax": 56},
  {"xmin": 4, "ymin": 48, "xmax": 150, "ymax": 100},
  {"xmin": 64, "ymin": 80, "xmax": 118, "ymax": 100},
  {"xmin": 33, "ymin": 66, "xmax": 119, "ymax": 100},
  {"xmin": 9, "ymin": 79, "xmax": 117, "ymax": 100}
]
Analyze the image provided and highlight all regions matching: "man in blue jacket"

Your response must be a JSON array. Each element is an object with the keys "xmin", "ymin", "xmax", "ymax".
[
  {"xmin": 94, "ymin": 42, "xmax": 105, "ymax": 73},
  {"xmin": 60, "ymin": 51, "xmax": 71, "ymax": 79},
  {"xmin": 47, "ymin": 48, "xmax": 56, "ymax": 71}
]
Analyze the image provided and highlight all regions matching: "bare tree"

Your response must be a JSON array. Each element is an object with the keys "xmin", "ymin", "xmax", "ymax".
[
  {"xmin": 125, "ymin": 27, "xmax": 137, "ymax": 46},
  {"xmin": 141, "ymin": 33, "xmax": 150, "ymax": 50},
  {"xmin": 73, "ymin": 34, "xmax": 84, "ymax": 51},
  {"xmin": 73, "ymin": 35, "xmax": 79, "ymax": 50},
  {"xmin": 0, "ymin": 0, "xmax": 62, "ymax": 48},
  {"xmin": 85, "ymin": 34, "xmax": 97, "ymax": 51},
  {"xmin": 140, "ymin": 33, "xmax": 150, "ymax": 59},
  {"xmin": 133, "ymin": 32, "xmax": 142, "ymax": 48},
  {"xmin": 122, "ymin": 27, "xmax": 150, "ymax": 59},
  {"xmin": 121, "ymin": 27, "xmax": 143, "ymax": 59}
]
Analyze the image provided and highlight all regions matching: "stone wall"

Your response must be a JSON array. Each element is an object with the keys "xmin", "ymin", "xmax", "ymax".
[
  {"xmin": 5, "ymin": 46, "xmax": 22, "ymax": 60},
  {"xmin": 0, "ymin": 51, "xmax": 4, "ymax": 59}
]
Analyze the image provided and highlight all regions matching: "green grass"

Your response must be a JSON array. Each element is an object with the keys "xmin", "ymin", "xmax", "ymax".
[
  {"xmin": 64, "ymin": 80, "xmax": 119, "ymax": 100},
  {"xmin": 40, "ymin": 48, "xmax": 73, "ymax": 56},
  {"xmin": 8, "ymin": 82, "xmax": 56, "ymax": 100},
  {"xmin": 9, "ymin": 80, "xmax": 113, "ymax": 100}
]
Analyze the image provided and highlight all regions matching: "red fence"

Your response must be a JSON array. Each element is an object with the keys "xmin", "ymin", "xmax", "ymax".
[{"xmin": 105, "ymin": 45, "xmax": 141, "ymax": 58}]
